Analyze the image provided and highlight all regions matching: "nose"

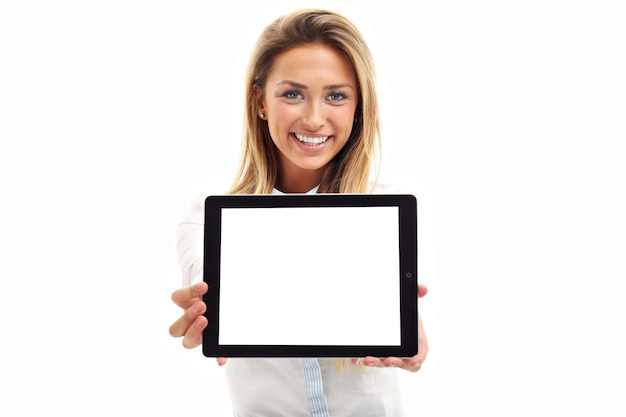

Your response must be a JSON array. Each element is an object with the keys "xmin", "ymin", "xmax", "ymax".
[{"xmin": 302, "ymin": 102, "xmax": 325, "ymax": 130}]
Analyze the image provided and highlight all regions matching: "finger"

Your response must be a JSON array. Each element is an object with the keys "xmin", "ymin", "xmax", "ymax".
[
  {"xmin": 182, "ymin": 315, "xmax": 207, "ymax": 349},
  {"xmin": 409, "ymin": 346, "xmax": 428, "ymax": 367},
  {"xmin": 401, "ymin": 357, "xmax": 423, "ymax": 372},
  {"xmin": 382, "ymin": 357, "xmax": 404, "ymax": 368},
  {"xmin": 217, "ymin": 357, "xmax": 228, "ymax": 366},
  {"xmin": 417, "ymin": 284, "xmax": 428, "ymax": 298},
  {"xmin": 371, "ymin": 356, "xmax": 422, "ymax": 372},
  {"xmin": 363, "ymin": 356, "xmax": 384, "ymax": 367},
  {"xmin": 405, "ymin": 337, "xmax": 427, "ymax": 372},
  {"xmin": 363, "ymin": 356, "xmax": 404, "ymax": 368},
  {"xmin": 169, "ymin": 299, "xmax": 207, "ymax": 338},
  {"xmin": 171, "ymin": 282, "xmax": 208, "ymax": 309}
]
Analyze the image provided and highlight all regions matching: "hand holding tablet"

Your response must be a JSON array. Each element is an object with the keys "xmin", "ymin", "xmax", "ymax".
[{"xmin": 202, "ymin": 193, "xmax": 418, "ymax": 358}]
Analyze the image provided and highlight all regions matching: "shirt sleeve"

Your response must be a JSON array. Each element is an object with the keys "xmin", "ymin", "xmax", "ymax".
[{"xmin": 176, "ymin": 195, "xmax": 207, "ymax": 287}]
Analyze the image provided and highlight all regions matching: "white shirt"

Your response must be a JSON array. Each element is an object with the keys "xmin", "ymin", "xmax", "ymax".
[{"xmin": 176, "ymin": 181, "xmax": 408, "ymax": 417}]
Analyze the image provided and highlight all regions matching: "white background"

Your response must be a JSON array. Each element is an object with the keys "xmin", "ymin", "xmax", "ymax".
[{"xmin": 1, "ymin": 0, "xmax": 624, "ymax": 415}]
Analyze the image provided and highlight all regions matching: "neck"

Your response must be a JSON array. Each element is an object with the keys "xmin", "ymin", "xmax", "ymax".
[{"xmin": 277, "ymin": 163, "xmax": 324, "ymax": 193}]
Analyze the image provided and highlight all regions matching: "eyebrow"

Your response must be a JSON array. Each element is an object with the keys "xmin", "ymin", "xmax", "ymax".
[{"xmin": 275, "ymin": 80, "xmax": 355, "ymax": 91}]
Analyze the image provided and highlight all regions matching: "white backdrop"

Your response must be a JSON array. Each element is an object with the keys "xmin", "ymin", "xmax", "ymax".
[{"xmin": 1, "ymin": 1, "xmax": 625, "ymax": 415}]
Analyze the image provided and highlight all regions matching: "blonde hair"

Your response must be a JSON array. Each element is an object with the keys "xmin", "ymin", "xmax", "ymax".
[{"xmin": 228, "ymin": 8, "xmax": 381, "ymax": 195}]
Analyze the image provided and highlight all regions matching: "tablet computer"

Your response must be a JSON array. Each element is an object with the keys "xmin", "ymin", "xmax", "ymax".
[{"xmin": 202, "ymin": 193, "xmax": 418, "ymax": 358}]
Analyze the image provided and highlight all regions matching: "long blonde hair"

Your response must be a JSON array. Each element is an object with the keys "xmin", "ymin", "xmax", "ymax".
[{"xmin": 228, "ymin": 8, "xmax": 381, "ymax": 195}]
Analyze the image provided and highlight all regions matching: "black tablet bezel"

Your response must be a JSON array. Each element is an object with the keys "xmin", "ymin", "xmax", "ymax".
[{"xmin": 202, "ymin": 193, "xmax": 418, "ymax": 358}]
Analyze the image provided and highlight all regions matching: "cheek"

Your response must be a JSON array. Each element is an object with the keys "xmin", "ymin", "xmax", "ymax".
[
  {"xmin": 337, "ymin": 109, "xmax": 357, "ymax": 135},
  {"xmin": 336, "ymin": 111, "xmax": 351, "ymax": 127},
  {"xmin": 267, "ymin": 122, "xmax": 291, "ymax": 149},
  {"xmin": 269, "ymin": 106, "xmax": 299, "ymax": 133}
]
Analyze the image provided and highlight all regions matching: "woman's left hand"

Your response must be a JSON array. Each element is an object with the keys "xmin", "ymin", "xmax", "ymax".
[{"xmin": 353, "ymin": 284, "xmax": 429, "ymax": 372}]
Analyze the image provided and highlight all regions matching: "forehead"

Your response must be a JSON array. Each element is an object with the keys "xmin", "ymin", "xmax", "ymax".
[{"xmin": 268, "ymin": 44, "xmax": 356, "ymax": 86}]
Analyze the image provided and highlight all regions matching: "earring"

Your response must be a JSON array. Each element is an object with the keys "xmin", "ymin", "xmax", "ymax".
[{"xmin": 259, "ymin": 113, "xmax": 266, "ymax": 120}]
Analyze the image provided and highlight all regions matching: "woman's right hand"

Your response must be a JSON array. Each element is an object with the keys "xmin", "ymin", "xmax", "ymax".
[
  {"xmin": 168, "ymin": 282, "xmax": 228, "ymax": 366},
  {"xmin": 169, "ymin": 282, "xmax": 208, "ymax": 349}
]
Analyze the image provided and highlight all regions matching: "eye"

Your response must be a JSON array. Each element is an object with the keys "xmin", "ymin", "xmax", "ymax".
[
  {"xmin": 327, "ymin": 92, "xmax": 348, "ymax": 102},
  {"xmin": 281, "ymin": 90, "xmax": 303, "ymax": 100}
]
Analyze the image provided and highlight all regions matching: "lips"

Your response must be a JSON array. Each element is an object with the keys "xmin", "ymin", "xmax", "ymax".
[{"xmin": 294, "ymin": 133, "xmax": 330, "ymax": 146}]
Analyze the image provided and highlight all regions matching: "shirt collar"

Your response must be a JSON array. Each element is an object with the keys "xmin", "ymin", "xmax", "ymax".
[{"xmin": 272, "ymin": 185, "xmax": 319, "ymax": 195}]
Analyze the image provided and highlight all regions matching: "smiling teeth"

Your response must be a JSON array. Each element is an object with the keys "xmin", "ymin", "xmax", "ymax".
[{"xmin": 295, "ymin": 133, "xmax": 329, "ymax": 145}]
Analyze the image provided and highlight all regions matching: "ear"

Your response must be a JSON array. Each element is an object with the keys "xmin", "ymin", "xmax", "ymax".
[{"xmin": 253, "ymin": 85, "xmax": 265, "ymax": 114}]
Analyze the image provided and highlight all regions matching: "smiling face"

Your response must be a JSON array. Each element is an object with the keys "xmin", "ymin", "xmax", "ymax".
[{"xmin": 258, "ymin": 43, "xmax": 359, "ymax": 193}]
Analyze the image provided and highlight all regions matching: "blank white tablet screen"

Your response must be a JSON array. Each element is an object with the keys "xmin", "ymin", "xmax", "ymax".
[{"xmin": 218, "ymin": 206, "xmax": 400, "ymax": 346}]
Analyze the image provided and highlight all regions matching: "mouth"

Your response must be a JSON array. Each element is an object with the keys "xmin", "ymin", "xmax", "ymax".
[{"xmin": 294, "ymin": 133, "xmax": 330, "ymax": 146}]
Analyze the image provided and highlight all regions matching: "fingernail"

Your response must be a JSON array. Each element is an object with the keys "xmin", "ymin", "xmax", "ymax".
[{"xmin": 194, "ymin": 316, "xmax": 206, "ymax": 328}]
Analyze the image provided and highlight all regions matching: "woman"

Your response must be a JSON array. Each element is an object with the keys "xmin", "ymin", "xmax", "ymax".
[{"xmin": 170, "ymin": 8, "xmax": 428, "ymax": 416}]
